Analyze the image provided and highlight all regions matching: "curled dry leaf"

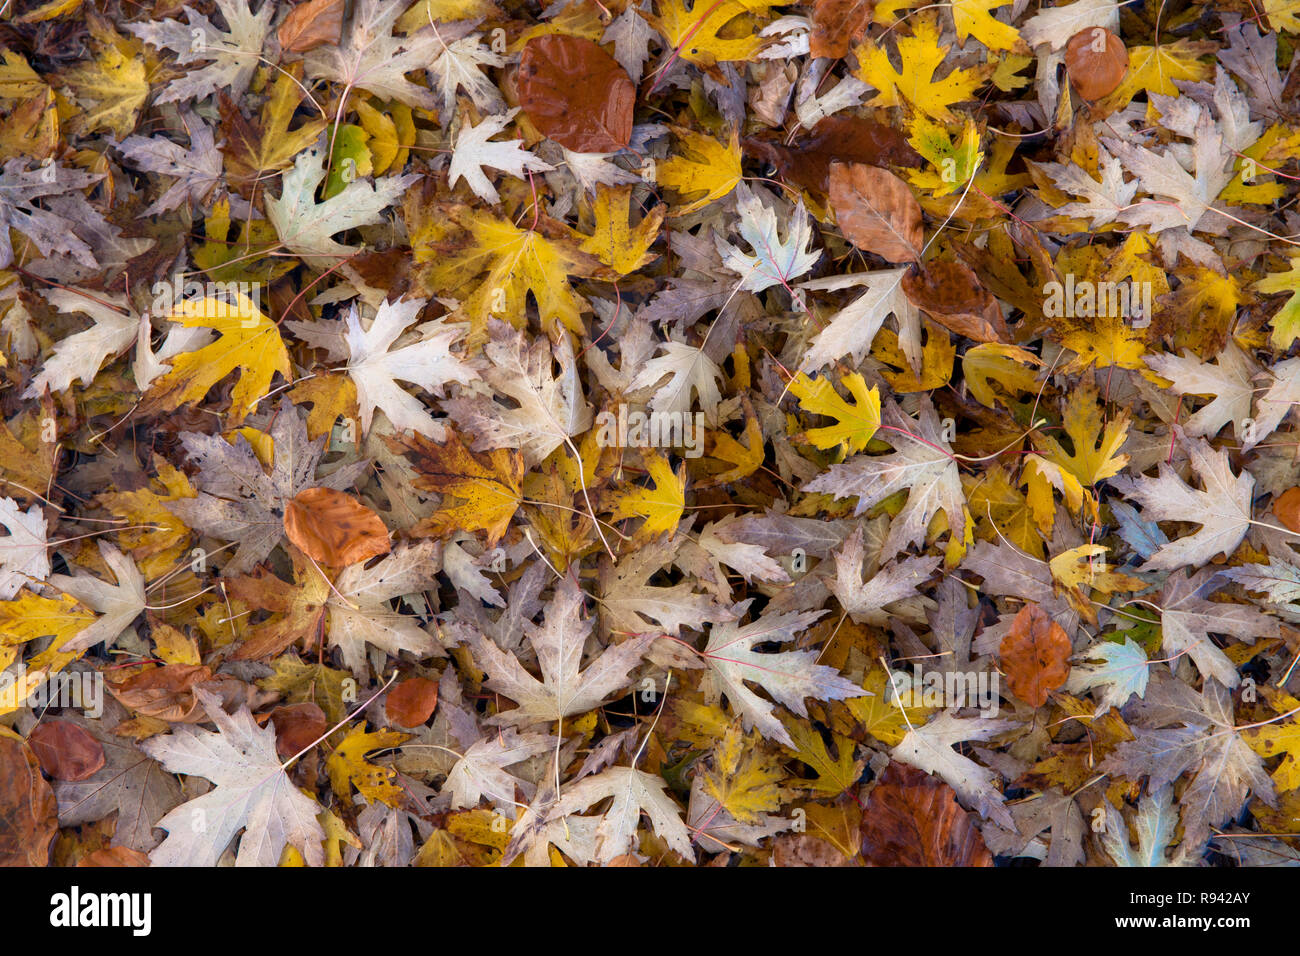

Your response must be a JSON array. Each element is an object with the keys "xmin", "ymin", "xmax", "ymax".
[
  {"xmin": 0, "ymin": 734, "xmax": 57, "ymax": 866},
  {"xmin": 386, "ymin": 676, "xmax": 439, "ymax": 728},
  {"xmin": 517, "ymin": 35, "xmax": 635, "ymax": 154},
  {"xmin": 1274, "ymin": 487, "xmax": 1300, "ymax": 534},
  {"xmin": 744, "ymin": 116, "xmax": 920, "ymax": 197},
  {"xmin": 27, "ymin": 719, "xmax": 106, "ymax": 781},
  {"xmin": 809, "ymin": 0, "xmax": 875, "ymax": 60},
  {"xmin": 860, "ymin": 762, "xmax": 993, "ymax": 866},
  {"xmin": 1065, "ymin": 27, "xmax": 1128, "ymax": 101},
  {"xmin": 107, "ymin": 664, "xmax": 214, "ymax": 722},
  {"xmin": 828, "ymin": 162, "xmax": 923, "ymax": 264},
  {"xmin": 77, "ymin": 846, "xmax": 152, "ymax": 867},
  {"xmin": 269, "ymin": 702, "xmax": 328, "ymax": 760},
  {"xmin": 999, "ymin": 603, "xmax": 1072, "ymax": 707},
  {"xmin": 277, "ymin": 0, "xmax": 345, "ymax": 54},
  {"xmin": 901, "ymin": 259, "xmax": 1010, "ymax": 343},
  {"xmin": 283, "ymin": 487, "xmax": 391, "ymax": 567}
]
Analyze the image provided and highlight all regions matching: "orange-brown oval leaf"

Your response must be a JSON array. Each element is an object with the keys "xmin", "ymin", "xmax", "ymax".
[
  {"xmin": 901, "ymin": 259, "xmax": 1010, "ymax": 343},
  {"xmin": 283, "ymin": 487, "xmax": 391, "ymax": 568},
  {"xmin": 517, "ymin": 35, "xmax": 635, "ymax": 154},
  {"xmin": 999, "ymin": 603, "xmax": 1072, "ymax": 707},
  {"xmin": 828, "ymin": 162, "xmax": 922, "ymax": 263},
  {"xmin": 861, "ymin": 762, "xmax": 993, "ymax": 866},
  {"xmin": 28, "ymin": 720, "xmax": 105, "ymax": 781},
  {"xmin": 386, "ymin": 676, "xmax": 439, "ymax": 728}
]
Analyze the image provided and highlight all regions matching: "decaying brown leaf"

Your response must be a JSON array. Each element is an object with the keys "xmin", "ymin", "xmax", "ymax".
[
  {"xmin": 999, "ymin": 603, "xmax": 1072, "ymax": 707},
  {"xmin": 828, "ymin": 162, "xmax": 923, "ymax": 263},
  {"xmin": 860, "ymin": 762, "xmax": 993, "ymax": 866},
  {"xmin": 517, "ymin": 35, "xmax": 635, "ymax": 154}
]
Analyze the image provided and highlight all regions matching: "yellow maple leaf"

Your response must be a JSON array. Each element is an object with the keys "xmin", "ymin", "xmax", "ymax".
[
  {"xmin": 846, "ymin": 666, "xmax": 934, "ymax": 747},
  {"xmin": 1058, "ymin": 311, "xmax": 1147, "ymax": 373},
  {"xmin": 0, "ymin": 591, "xmax": 97, "ymax": 677},
  {"xmin": 326, "ymin": 725, "xmax": 411, "ymax": 807},
  {"xmin": 411, "ymin": 203, "xmax": 607, "ymax": 340},
  {"xmin": 789, "ymin": 372, "xmax": 881, "ymax": 454},
  {"xmin": 647, "ymin": 0, "xmax": 770, "ymax": 66},
  {"xmin": 1258, "ymin": 255, "xmax": 1300, "ymax": 350},
  {"xmin": 395, "ymin": 430, "xmax": 525, "ymax": 547},
  {"xmin": 581, "ymin": 185, "xmax": 665, "ymax": 275},
  {"xmin": 853, "ymin": 12, "xmax": 990, "ymax": 123},
  {"xmin": 698, "ymin": 719, "xmax": 785, "ymax": 824},
  {"xmin": 1099, "ymin": 40, "xmax": 1214, "ymax": 111},
  {"xmin": 655, "ymin": 127, "xmax": 743, "ymax": 216},
  {"xmin": 873, "ymin": 322, "xmax": 956, "ymax": 392},
  {"xmin": 1037, "ymin": 386, "xmax": 1129, "ymax": 494},
  {"xmin": 143, "ymin": 291, "xmax": 292, "ymax": 426},
  {"xmin": 964, "ymin": 465, "xmax": 1044, "ymax": 558},
  {"xmin": 780, "ymin": 717, "xmax": 861, "ymax": 797},
  {"xmin": 96, "ymin": 454, "xmax": 196, "ymax": 580},
  {"xmin": 611, "ymin": 452, "xmax": 686, "ymax": 538},
  {"xmin": 1246, "ymin": 689, "xmax": 1300, "ymax": 793},
  {"xmin": 60, "ymin": 16, "xmax": 147, "ymax": 138},
  {"xmin": 962, "ymin": 343, "xmax": 1042, "ymax": 410},
  {"xmin": 698, "ymin": 409, "xmax": 765, "ymax": 487}
]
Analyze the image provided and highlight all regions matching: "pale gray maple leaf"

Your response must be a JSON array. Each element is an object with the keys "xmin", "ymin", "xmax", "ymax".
[
  {"xmin": 597, "ymin": 537, "xmax": 732, "ymax": 637},
  {"xmin": 166, "ymin": 400, "xmax": 369, "ymax": 574},
  {"xmin": 23, "ymin": 288, "xmax": 137, "ymax": 398},
  {"xmin": 1101, "ymin": 676, "xmax": 1275, "ymax": 852},
  {"xmin": 704, "ymin": 510, "xmax": 855, "ymax": 560},
  {"xmin": 804, "ymin": 397, "xmax": 964, "ymax": 558},
  {"xmin": 716, "ymin": 183, "xmax": 820, "ymax": 293},
  {"xmin": 445, "ymin": 727, "xmax": 558, "ymax": 810},
  {"xmin": 828, "ymin": 526, "xmax": 940, "ymax": 625},
  {"xmin": 53, "ymin": 699, "xmax": 183, "ymax": 853},
  {"xmin": 1101, "ymin": 785, "xmax": 1189, "ymax": 866},
  {"xmin": 0, "ymin": 159, "xmax": 106, "ymax": 269},
  {"xmin": 891, "ymin": 712, "xmax": 1018, "ymax": 828},
  {"xmin": 697, "ymin": 516, "xmax": 791, "ymax": 584},
  {"xmin": 545, "ymin": 765, "xmax": 695, "ymax": 864},
  {"xmin": 1037, "ymin": 148, "xmax": 1137, "ymax": 229},
  {"xmin": 142, "ymin": 688, "xmax": 325, "ymax": 867},
  {"xmin": 118, "ymin": 114, "xmax": 222, "ymax": 216},
  {"xmin": 342, "ymin": 297, "xmax": 478, "ymax": 439},
  {"xmin": 962, "ymin": 541, "xmax": 1081, "ymax": 644},
  {"xmin": 443, "ymin": 320, "xmax": 592, "ymax": 468},
  {"xmin": 1065, "ymin": 636, "xmax": 1151, "ymax": 715},
  {"xmin": 126, "ymin": 0, "xmax": 273, "ymax": 104},
  {"xmin": 327, "ymin": 541, "xmax": 443, "ymax": 677},
  {"xmin": 1221, "ymin": 557, "xmax": 1300, "ymax": 605},
  {"xmin": 552, "ymin": 146, "xmax": 640, "ymax": 194},
  {"xmin": 1109, "ymin": 432, "xmax": 1255, "ymax": 571},
  {"xmin": 0, "ymin": 495, "xmax": 47, "ymax": 600},
  {"xmin": 700, "ymin": 603, "xmax": 863, "ymax": 747},
  {"xmin": 797, "ymin": 267, "xmax": 918, "ymax": 371},
  {"xmin": 603, "ymin": 1, "xmax": 655, "ymax": 82},
  {"xmin": 304, "ymin": 0, "xmax": 443, "ymax": 109},
  {"xmin": 1254, "ymin": 356, "xmax": 1300, "ymax": 444},
  {"xmin": 266, "ymin": 143, "xmax": 418, "ymax": 262},
  {"xmin": 426, "ymin": 30, "xmax": 507, "ymax": 117},
  {"xmin": 1144, "ymin": 342, "xmax": 1258, "ymax": 443},
  {"xmin": 1219, "ymin": 16, "xmax": 1288, "ymax": 119},
  {"xmin": 473, "ymin": 577, "xmax": 657, "ymax": 726},
  {"xmin": 982, "ymin": 789, "xmax": 1086, "ymax": 867},
  {"xmin": 442, "ymin": 537, "xmax": 504, "ymax": 607},
  {"xmin": 449, "ymin": 109, "xmax": 554, "ymax": 204},
  {"xmin": 51, "ymin": 542, "xmax": 146, "ymax": 655},
  {"xmin": 1020, "ymin": 0, "xmax": 1119, "ymax": 49},
  {"xmin": 629, "ymin": 339, "xmax": 725, "ymax": 426},
  {"xmin": 1154, "ymin": 569, "xmax": 1275, "ymax": 689}
]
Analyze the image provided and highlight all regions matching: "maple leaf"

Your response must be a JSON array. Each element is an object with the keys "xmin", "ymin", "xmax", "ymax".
[
  {"xmin": 716, "ymin": 183, "xmax": 820, "ymax": 293},
  {"xmin": 119, "ymin": 113, "xmax": 222, "ymax": 216},
  {"xmin": 797, "ymin": 268, "xmax": 919, "ymax": 371},
  {"xmin": 580, "ymin": 184, "xmax": 665, "ymax": 275},
  {"xmin": 444, "ymin": 725, "xmax": 558, "ymax": 810},
  {"xmin": 629, "ymin": 339, "xmax": 725, "ymax": 426},
  {"xmin": 891, "ymin": 712, "xmax": 1018, "ymax": 828},
  {"xmin": 341, "ymin": 297, "xmax": 478, "ymax": 439},
  {"xmin": 610, "ymin": 452, "xmax": 686, "ymax": 538},
  {"xmin": 853, "ymin": 12, "xmax": 989, "ymax": 123},
  {"xmin": 449, "ymin": 109, "xmax": 555, "ymax": 205},
  {"xmin": 1100, "ymin": 785, "xmax": 1187, "ymax": 867},
  {"xmin": 655, "ymin": 127, "xmax": 743, "ymax": 216},
  {"xmin": 141, "ymin": 290, "xmax": 291, "ymax": 426},
  {"xmin": 828, "ymin": 526, "xmax": 940, "ymax": 625},
  {"xmin": 49, "ymin": 541, "xmax": 146, "ymax": 656},
  {"xmin": 0, "ymin": 159, "xmax": 108, "ymax": 269},
  {"xmin": 0, "ymin": 496, "xmax": 47, "ymax": 600},
  {"xmin": 267, "ymin": 144, "xmax": 418, "ymax": 263},
  {"xmin": 127, "ymin": 0, "xmax": 273, "ymax": 104},
  {"xmin": 327, "ymin": 542, "xmax": 443, "ymax": 676},
  {"xmin": 598, "ymin": 536, "xmax": 732, "ymax": 637},
  {"xmin": 217, "ymin": 65, "xmax": 327, "ymax": 188},
  {"xmin": 1109, "ymin": 432, "xmax": 1255, "ymax": 571},
  {"xmin": 1065, "ymin": 636, "xmax": 1151, "ymax": 715},
  {"xmin": 697, "ymin": 719, "xmax": 786, "ymax": 823},
  {"xmin": 1102, "ymin": 676, "xmax": 1274, "ymax": 851},
  {"xmin": 699, "ymin": 604, "xmax": 863, "ymax": 747},
  {"xmin": 142, "ymin": 688, "xmax": 326, "ymax": 866},
  {"xmin": 393, "ymin": 429, "xmax": 523, "ymax": 546},
  {"xmin": 444, "ymin": 320, "xmax": 592, "ymax": 468},
  {"xmin": 472, "ymin": 577, "xmax": 657, "ymax": 726},
  {"xmin": 544, "ymin": 764, "xmax": 695, "ymax": 864},
  {"xmin": 304, "ymin": 0, "xmax": 443, "ymax": 110},
  {"xmin": 804, "ymin": 396, "xmax": 965, "ymax": 558}
]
